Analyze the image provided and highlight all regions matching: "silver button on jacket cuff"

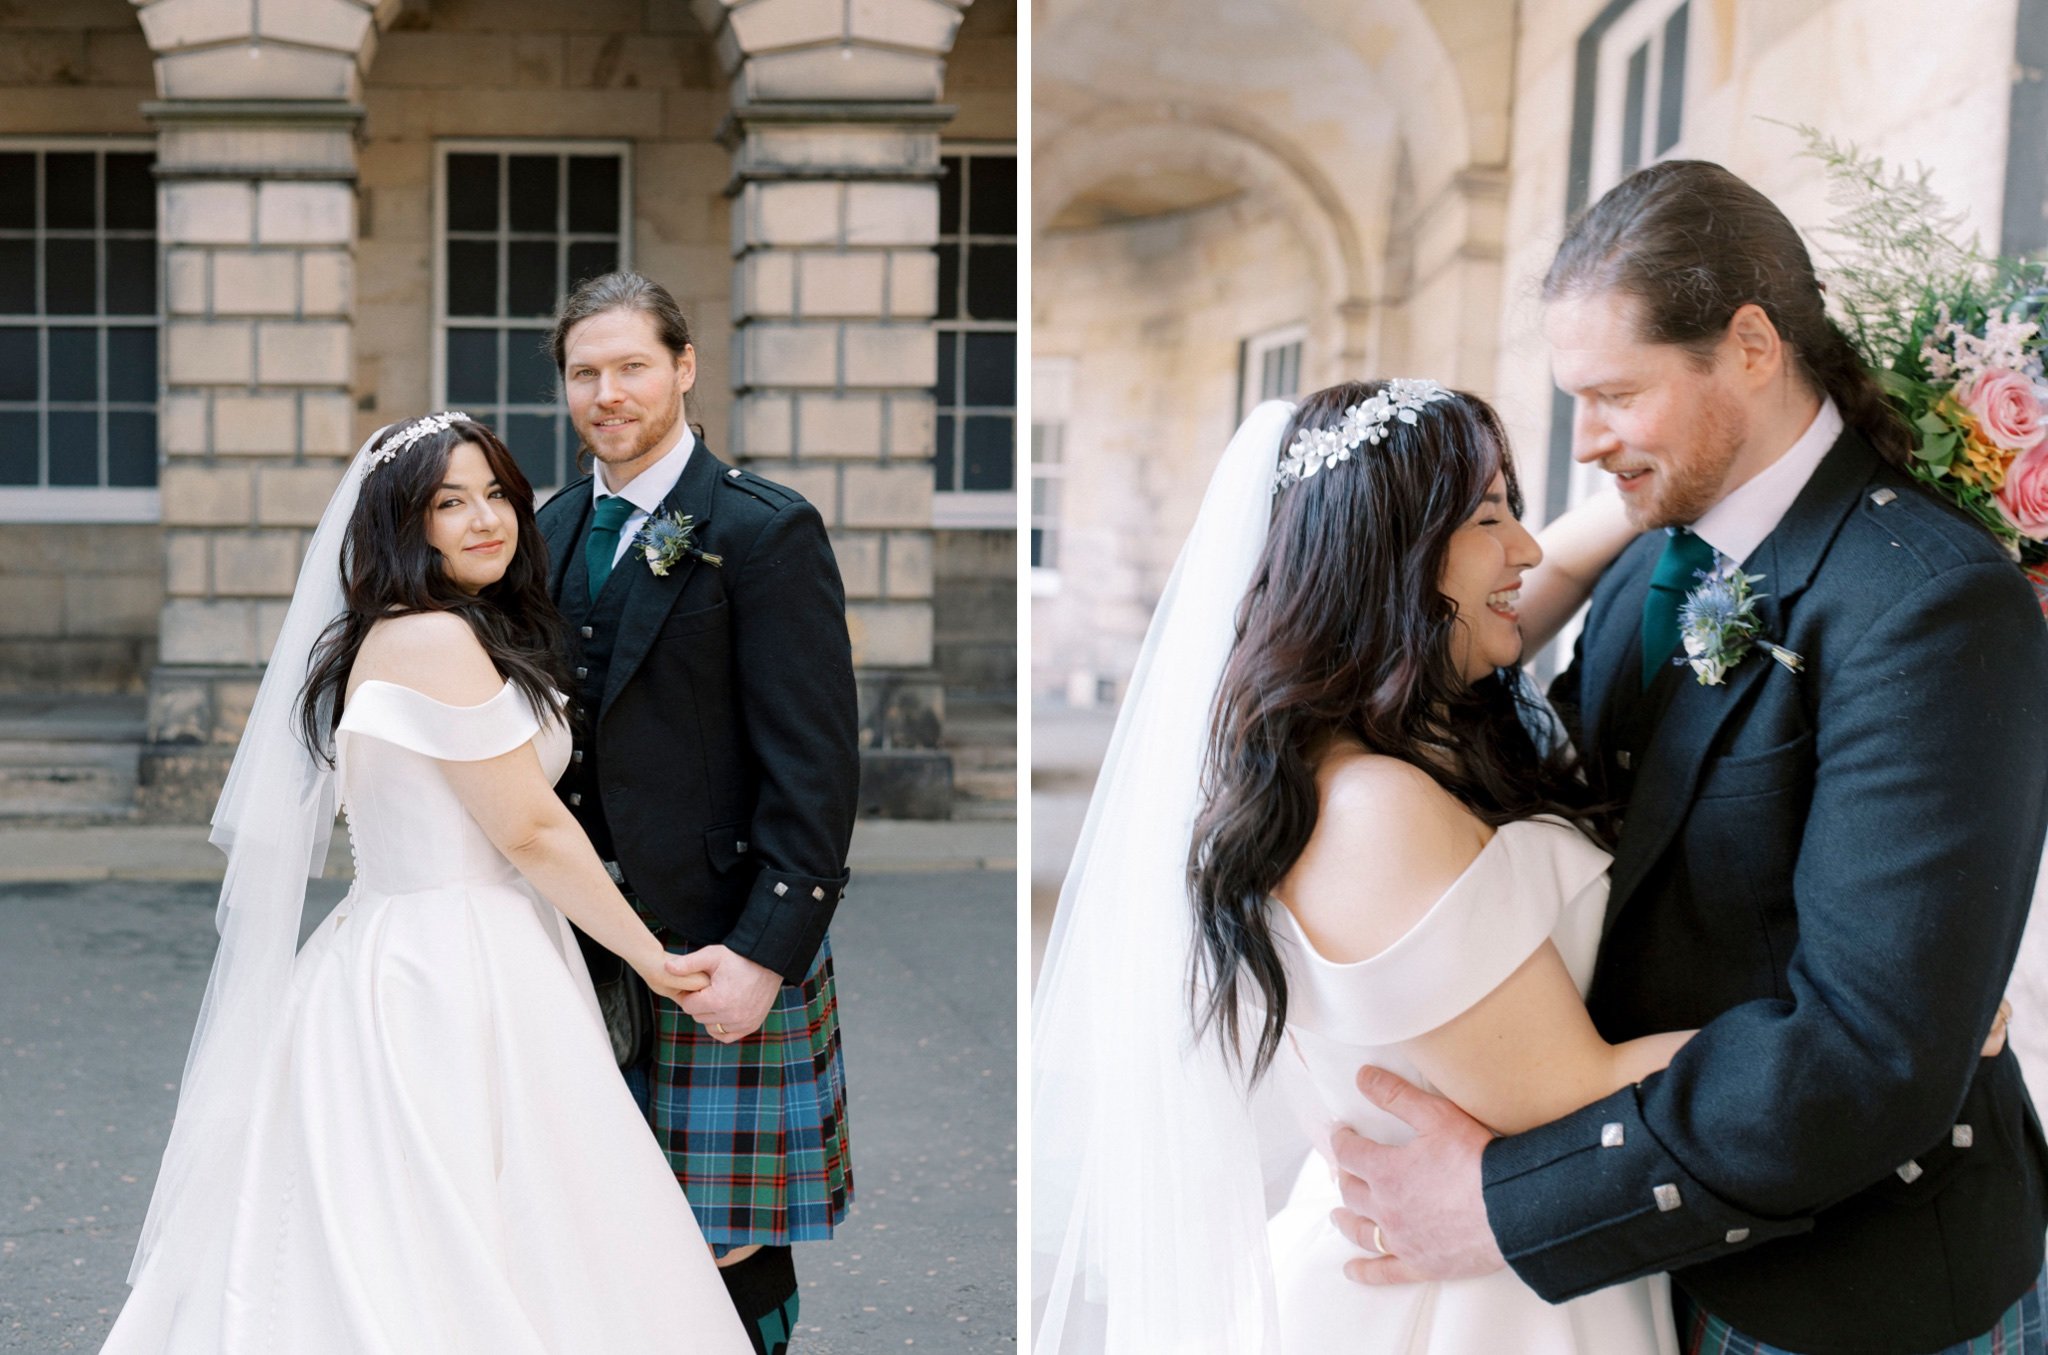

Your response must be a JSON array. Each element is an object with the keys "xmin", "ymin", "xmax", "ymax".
[{"xmin": 1481, "ymin": 1085, "xmax": 1816, "ymax": 1304}]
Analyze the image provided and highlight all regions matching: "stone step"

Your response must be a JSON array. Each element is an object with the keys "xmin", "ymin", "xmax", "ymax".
[
  {"xmin": 0, "ymin": 740, "xmax": 142, "ymax": 820},
  {"xmin": 942, "ymin": 689, "xmax": 1015, "ymax": 822}
]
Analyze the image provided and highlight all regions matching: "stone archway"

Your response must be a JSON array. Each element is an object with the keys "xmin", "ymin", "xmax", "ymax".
[{"xmin": 1035, "ymin": 106, "xmax": 1374, "ymax": 379}]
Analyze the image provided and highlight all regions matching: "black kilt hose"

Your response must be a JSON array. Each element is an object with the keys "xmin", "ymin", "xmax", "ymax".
[{"xmin": 538, "ymin": 442, "xmax": 860, "ymax": 1247}]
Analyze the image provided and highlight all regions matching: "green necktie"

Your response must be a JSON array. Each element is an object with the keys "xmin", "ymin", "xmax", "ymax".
[
  {"xmin": 585, "ymin": 496, "xmax": 638, "ymax": 603},
  {"xmin": 1641, "ymin": 527, "xmax": 1718, "ymax": 689}
]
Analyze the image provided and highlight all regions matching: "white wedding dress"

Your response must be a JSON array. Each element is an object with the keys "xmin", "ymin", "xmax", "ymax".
[
  {"xmin": 104, "ymin": 678, "xmax": 751, "ymax": 1355},
  {"xmin": 1260, "ymin": 817, "xmax": 1679, "ymax": 1355}
]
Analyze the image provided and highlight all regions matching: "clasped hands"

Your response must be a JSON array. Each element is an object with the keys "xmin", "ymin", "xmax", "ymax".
[{"xmin": 633, "ymin": 944, "xmax": 781, "ymax": 1044}]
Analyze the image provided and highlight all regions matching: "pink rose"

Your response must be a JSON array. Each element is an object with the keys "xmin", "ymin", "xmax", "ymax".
[
  {"xmin": 1998, "ymin": 441, "xmax": 2048, "ymax": 540},
  {"xmin": 1960, "ymin": 369, "xmax": 2048, "ymax": 454}
]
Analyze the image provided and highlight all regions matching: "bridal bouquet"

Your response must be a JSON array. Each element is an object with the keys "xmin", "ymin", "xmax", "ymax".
[{"xmin": 1798, "ymin": 126, "xmax": 2048, "ymax": 612}]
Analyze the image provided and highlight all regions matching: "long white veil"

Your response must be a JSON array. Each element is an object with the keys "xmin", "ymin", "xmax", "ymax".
[
  {"xmin": 125, "ymin": 429, "xmax": 386, "ymax": 1291},
  {"xmin": 1031, "ymin": 400, "xmax": 1297, "ymax": 1354}
]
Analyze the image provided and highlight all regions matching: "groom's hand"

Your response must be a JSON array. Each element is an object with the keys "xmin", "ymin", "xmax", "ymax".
[
  {"xmin": 1329, "ymin": 1066, "xmax": 1504, "ymax": 1287},
  {"xmin": 663, "ymin": 945, "xmax": 782, "ymax": 1042}
]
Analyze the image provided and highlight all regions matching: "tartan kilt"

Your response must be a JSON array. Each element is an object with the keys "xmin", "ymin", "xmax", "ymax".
[
  {"xmin": 635, "ymin": 908, "xmax": 853, "ymax": 1250},
  {"xmin": 1675, "ymin": 1264, "xmax": 2048, "ymax": 1355}
]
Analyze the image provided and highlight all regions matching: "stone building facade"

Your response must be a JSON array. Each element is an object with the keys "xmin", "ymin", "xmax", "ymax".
[
  {"xmin": 0, "ymin": 0, "xmax": 1016, "ymax": 821},
  {"xmin": 1031, "ymin": 0, "xmax": 2042, "ymax": 703}
]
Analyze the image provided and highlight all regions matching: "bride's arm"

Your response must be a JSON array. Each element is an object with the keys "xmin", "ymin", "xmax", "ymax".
[
  {"xmin": 1514, "ymin": 489, "xmax": 1638, "ymax": 654},
  {"xmin": 1283, "ymin": 757, "xmax": 1690, "ymax": 1138},
  {"xmin": 351, "ymin": 613, "xmax": 703, "ymax": 1003},
  {"xmin": 1402, "ymin": 946, "xmax": 1693, "ymax": 1136}
]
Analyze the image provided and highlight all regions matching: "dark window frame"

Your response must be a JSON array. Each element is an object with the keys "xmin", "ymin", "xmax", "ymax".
[
  {"xmin": 0, "ymin": 138, "xmax": 161, "ymax": 522},
  {"xmin": 934, "ymin": 143, "xmax": 1019, "ymax": 528}
]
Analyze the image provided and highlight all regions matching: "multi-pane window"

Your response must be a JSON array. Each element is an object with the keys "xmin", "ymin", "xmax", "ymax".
[
  {"xmin": 1031, "ymin": 420, "xmax": 1063, "ymax": 574},
  {"xmin": 1239, "ymin": 324, "xmax": 1306, "ymax": 421},
  {"xmin": 0, "ymin": 145, "xmax": 159, "ymax": 511},
  {"xmin": 1597, "ymin": 0, "xmax": 1690, "ymax": 189},
  {"xmin": 1031, "ymin": 357, "xmax": 1074, "ymax": 584},
  {"xmin": 436, "ymin": 143, "xmax": 630, "ymax": 492},
  {"xmin": 934, "ymin": 147, "xmax": 1017, "ymax": 526}
]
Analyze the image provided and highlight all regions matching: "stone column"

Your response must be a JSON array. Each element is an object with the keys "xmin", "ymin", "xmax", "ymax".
[
  {"xmin": 696, "ymin": 0, "xmax": 972, "ymax": 818},
  {"xmin": 138, "ymin": 101, "xmax": 362, "ymax": 816}
]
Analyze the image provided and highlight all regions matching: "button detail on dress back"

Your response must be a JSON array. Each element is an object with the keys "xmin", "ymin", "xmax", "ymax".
[
  {"xmin": 1653, "ymin": 1183, "xmax": 1682, "ymax": 1212},
  {"xmin": 1870, "ymin": 488, "xmax": 1898, "ymax": 506},
  {"xmin": 1600, "ymin": 1122, "xmax": 1625, "ymax": 1148},
  {"xmin": 1953, "ymin": 1124, "xmax": 1974, "ymax": 1148},
  {"xmin": 1896, "ymin": 1159, "xmax": 1923, "ymax": 1184},
  {"xmin": 1725, "ymin": 1228, "xmax": 1750, "ymax": 1244},
  {"xmin": 567, "ymin": 792, "xmax": 582, "ymax": 806},
  {"xmin": 580, "ymin": 626, "xmax": 594, "ymax": 638},
  {"xmin": 773, "ymin": 881, "xmax": 789, "ymax": 897}
]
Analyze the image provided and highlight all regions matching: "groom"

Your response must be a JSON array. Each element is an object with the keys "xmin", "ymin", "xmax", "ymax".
[
  {"xmin": 1331, "ymin": 163, "xmax": 2048, "ymax": 1351},
  {"xmin": 536, "ymin": 271, "xmax": 860, "ymax": 1355}
]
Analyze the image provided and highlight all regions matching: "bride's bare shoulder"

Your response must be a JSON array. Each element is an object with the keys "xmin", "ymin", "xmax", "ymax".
[
  {"xmin": 350, "ymin": 611, "xmax": 500, "ymax": 705},
  {"xmin": 1276, "ymin": 750, "xmax": 1492, "ymax": 964}
]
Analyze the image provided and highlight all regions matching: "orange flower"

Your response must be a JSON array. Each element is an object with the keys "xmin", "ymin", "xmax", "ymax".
[{"xmin": 1938, "ymin": 396, "xmax": 2019, "ymax": 490}]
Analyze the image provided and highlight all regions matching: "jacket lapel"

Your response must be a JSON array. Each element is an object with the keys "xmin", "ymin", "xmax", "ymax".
[
  {"xmin": 598, "ymin": 444, "xmax": 725, "ymax": 721},
  {"xmin": 1579, "ymin": 534, "xmax": 1657, "ymax": 769},
  {"xmin": 542, "ymin": 475, "xmax": 594, "ymax": 605},
  {"xmin": 1603, "ymin": 430, "xmax": 1880, "ymax": 924}
]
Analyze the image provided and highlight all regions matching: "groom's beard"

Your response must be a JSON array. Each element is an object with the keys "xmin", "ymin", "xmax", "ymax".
[
  {"xmin": 590, "ymin": 380, "xmax": 686, "ymax": 471},
  {"xmin": 1609, "ymin": 389, "xmax": 1749, "ymax": 530}
]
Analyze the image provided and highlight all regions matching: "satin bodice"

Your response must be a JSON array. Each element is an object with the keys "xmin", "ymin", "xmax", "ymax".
[{"xmin": 335, "ymin": 679, "xmax": 569, "ymax": 895}]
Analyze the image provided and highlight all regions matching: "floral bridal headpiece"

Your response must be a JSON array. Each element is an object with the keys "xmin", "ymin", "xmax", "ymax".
[
  {"xmin": 365, "ymin": 411, "xmax": 471, "ymax": 470},
  {"xmin": 1274, "ymin": 378, "xmax": 1453, "ymax": 491}
]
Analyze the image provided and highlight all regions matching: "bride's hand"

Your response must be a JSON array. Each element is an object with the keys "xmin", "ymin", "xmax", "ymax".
[
  {"xmin": 1982, "ymin": 999, "xmax": 2013, "ymax": 1057},
  {"xmin": 631, "ymin": 947, "xmax": 711, "ymax": 1003}
]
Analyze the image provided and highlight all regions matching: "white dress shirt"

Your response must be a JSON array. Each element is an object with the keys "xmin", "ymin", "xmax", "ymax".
[
  {"xmin": 1691, "ymin": 397, "xmax": 1843, "ymax": 566},
  {"xmin": 591, "ymin": 426, "xmax": 696, "ymax": 569}
]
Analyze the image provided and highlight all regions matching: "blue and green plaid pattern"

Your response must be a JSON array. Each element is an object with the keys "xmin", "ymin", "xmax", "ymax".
[
  {"xmin": 637, "ymin": 911, "xmax": 853, "ymax": 1250},
  {"xmin": 1676, "ymin": 1265, "xmax": 2048, "ymax": 1355}
]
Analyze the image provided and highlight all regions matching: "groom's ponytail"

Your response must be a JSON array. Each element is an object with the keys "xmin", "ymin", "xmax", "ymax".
[{"xmin": 1544, "ymin": 159, "xmax": 1912, "ymax": 468}]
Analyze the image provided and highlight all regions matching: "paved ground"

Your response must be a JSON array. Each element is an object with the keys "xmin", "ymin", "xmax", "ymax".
[{"xmin": 0, "ymin": 865, "xmax": 1015, "ymax": 1352}]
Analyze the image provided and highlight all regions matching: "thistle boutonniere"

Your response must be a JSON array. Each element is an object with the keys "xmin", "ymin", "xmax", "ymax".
[
  {"xmin": 633, "ymin": 510, "xmax": 723, "ymax": 576},
  {"xmin": 1676, "ymin": 560, "xmax": 1804, "ymax": 686}
]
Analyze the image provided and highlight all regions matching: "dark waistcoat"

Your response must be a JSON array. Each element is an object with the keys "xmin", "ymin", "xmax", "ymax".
[{"xmin": 555, "ymin": 532, "xmax": 632, "ymax": 866}]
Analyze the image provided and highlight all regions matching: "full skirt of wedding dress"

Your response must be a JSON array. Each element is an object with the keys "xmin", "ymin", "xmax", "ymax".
[{"xmin": 103, "ymin": 872, "xmax": 751, "ymax": 1355}]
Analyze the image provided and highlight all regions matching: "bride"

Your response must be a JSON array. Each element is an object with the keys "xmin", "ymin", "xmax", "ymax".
[
  {"xmin": 104, "ymin": 414, "xmax": 751, "ymax": 1353},
  {"xmin": 1029, "ymin": 380, "xmax": 2004, "ymax": 1355}
]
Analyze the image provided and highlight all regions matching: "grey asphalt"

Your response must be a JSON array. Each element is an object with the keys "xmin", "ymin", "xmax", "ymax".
[{"xmin": 0, "ymin": 867, "xmax": 1015, "ymax": 1352}]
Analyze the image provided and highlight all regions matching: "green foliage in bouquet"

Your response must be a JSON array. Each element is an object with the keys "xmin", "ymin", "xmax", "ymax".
[{"xmin": 1793, "ymin": 124, "xmax": 2048, "ymax": 568}]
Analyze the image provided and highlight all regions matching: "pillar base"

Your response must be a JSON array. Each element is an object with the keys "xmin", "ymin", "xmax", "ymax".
[
  {"xmin": 855, "ymin": 669, "xmax": 953, "ymax": 818},
  {"xmin": 137, "ymin": 662, "xmax": 264, "ymax": 821}
]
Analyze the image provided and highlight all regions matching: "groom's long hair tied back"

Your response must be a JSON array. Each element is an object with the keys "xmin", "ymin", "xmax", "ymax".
[
  {"xmin": 296, "ymin": 416, "xmax": 570, "ymax": 762},
  {"xmin": 1545, "ymin": 159, "xmax": 1911, "ymax": 466},
  {"xmin": 1188, "ymin": 381, "xmax": 1599, "ymax": 1079}
]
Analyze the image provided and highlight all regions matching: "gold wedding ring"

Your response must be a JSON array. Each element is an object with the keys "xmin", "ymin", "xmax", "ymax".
[
  {"xmin": 1371, "ymin": 1224, "xmax": 1393, "ymax": 1258},
  {"xmin": 715, "ymin": 1023, "xmax": 727, "ymax": 1036}
]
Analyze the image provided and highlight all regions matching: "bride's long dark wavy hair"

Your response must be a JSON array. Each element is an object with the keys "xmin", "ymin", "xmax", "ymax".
[
  {"xmin": 1188, "ymin": 381, "xmax": 1603, "ymax": 1079},
  {"xmin": 296, "ymin": 417, "xmax": 570, "ymax": 762}
]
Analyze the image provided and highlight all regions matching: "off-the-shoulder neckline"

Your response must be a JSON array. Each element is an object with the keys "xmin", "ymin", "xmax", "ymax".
[
  {"xmin": 342, "ymin": 676, "xmax": 516, "ymax": 713},
  {"xmin": 1270, "ymin": 817, "xmax": 1595, "ymax": 971}
]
